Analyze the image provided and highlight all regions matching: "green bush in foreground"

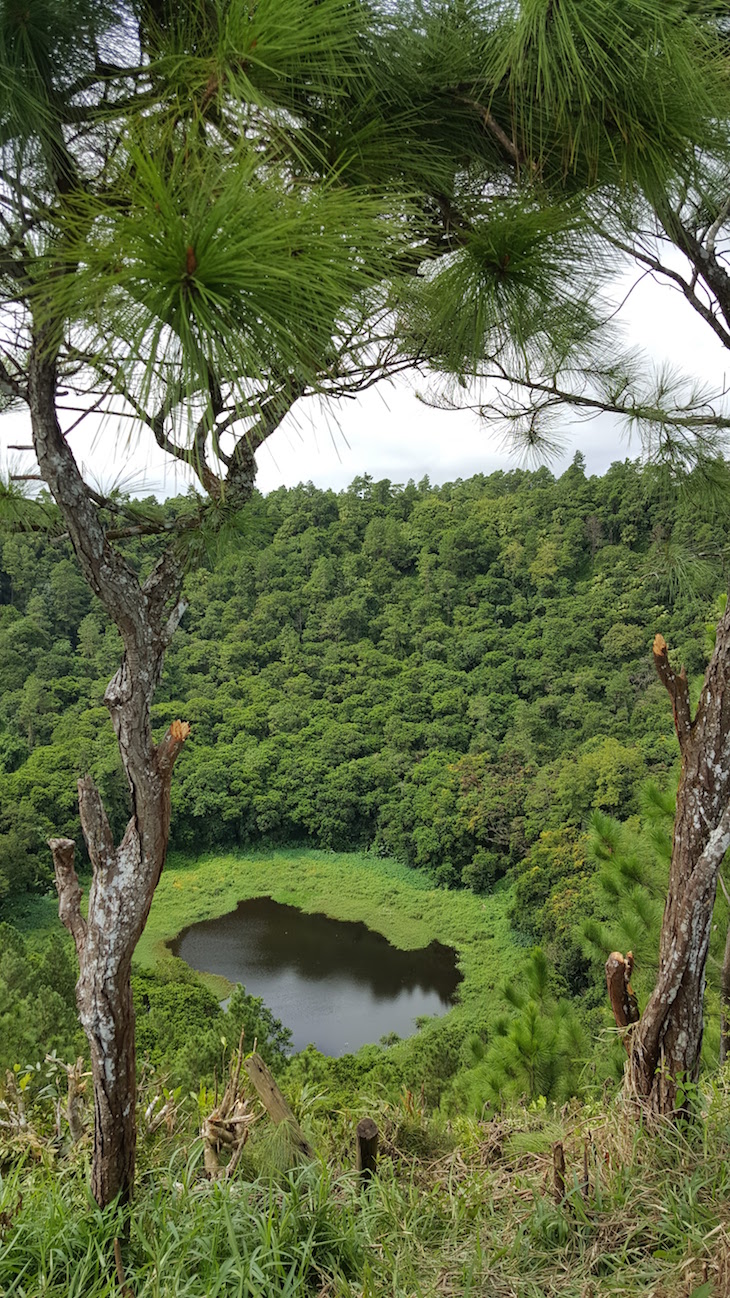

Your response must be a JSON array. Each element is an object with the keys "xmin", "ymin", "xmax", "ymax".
[{"xmin": 133, "ymin": 969, "xmax": 293, "ymax": 1091}]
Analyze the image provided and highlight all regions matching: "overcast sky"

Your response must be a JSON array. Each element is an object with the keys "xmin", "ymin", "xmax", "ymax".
[{"xmin": 2, "ymin": 264, "xmax": 727, "ymax": 500}]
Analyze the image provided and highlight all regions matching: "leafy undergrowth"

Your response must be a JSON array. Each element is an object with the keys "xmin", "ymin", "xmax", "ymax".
[{"xmin": 2, "ymin": 1085, "xmax": 730, "ymax": 1297}]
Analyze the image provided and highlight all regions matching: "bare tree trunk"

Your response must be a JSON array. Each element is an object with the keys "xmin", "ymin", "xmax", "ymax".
[
  {"xmin": 613, "ymin": 615, "xmax": 730, "ymax": 1116},
  {"xmin": 29, "ymin": 344, "xmax": 195, "ymax": 1204},
  {"xmin": 717, "ymin": 873, "xmax": 730, "ymax": 1066},
  {"xmin": 49, "ymin": 723, "xmax": 190, "ymax": 1202}
]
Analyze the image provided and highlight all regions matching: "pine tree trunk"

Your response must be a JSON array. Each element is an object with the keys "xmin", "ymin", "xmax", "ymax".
[
  {"xmin": 30, "ymin": 345, "xmax": 193, "ymax": 1204},
  {"xmin": 83, "ymin": 965, "xmax": 136, "ymax": 1205},
  {"xmin": 49, "ymin": 723, "xmax": 191, "ymax": 1203},
  {"xmin": 616, "ymin": 614, "xmax": 730, "ymax": 1115}
]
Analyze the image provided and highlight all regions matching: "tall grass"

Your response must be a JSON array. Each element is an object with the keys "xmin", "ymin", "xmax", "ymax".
[
  {"xmin": 4, "ymin": 1086, "xmax": 730, "ymax": 1296},
  {"xmin": 0, "ymin": 1160, "xmax": 364, "ymax": 1297}
]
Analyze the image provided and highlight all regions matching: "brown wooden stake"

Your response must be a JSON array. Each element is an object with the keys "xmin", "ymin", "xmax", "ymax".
[
  {"xmin": 582, "ymin": 1137, "xmax": 591, "ymax": 1197},
  {"xmin": 355, "ymin": 1117, "xmax": 379, "ymax": 1185},
  {"xmin": 113, "ymin": 1237, "xmax": 133, "ymax": 1298},
  {"xmin": 243, "ymin": 1052, "xmax": 315, "ymax": 1160},
  {"xmin": 552, "ymin": 1140, "xmax": 566, "ymax": 1204}
]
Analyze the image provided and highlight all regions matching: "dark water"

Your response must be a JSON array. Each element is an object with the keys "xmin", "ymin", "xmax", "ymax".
[{"xmin": 171, "ymin": 896, "xmax": 462, "ymax": 1057}]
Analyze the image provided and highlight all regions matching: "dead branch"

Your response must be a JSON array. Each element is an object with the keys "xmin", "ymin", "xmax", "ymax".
[
  {"xmin": 201, "ymin": 1033, "xmax": 257, "ymax": 1180},
  {"xmin": 606, "ymin": 950, "xmax": 641, "ymax": 1041},
  {"xmin": 143, "ymin": 1090, "xmax": 178, "ymax": 1136},
  {"xmin": 1, "ymin": 1070, "xmax": 27, "ymax": 1135},
  {"xmin": 114, "ymin": 1237, "xmax": 133, "ymax": 1298},
  {"xmin": 45, "ymin": 1056, "xmax": 88, "ymax": 1143},
  {"xmin": 156, "ymin": 719, "xmax": 191, "ymax": 779},
  {"xmin": 243, "ymin": 1052, "xmax": 316, "ymax": 1161},
  {"xmin": 48, "ymin": 837, "xmax": 87, "ymax": 954},
  {"xmin": 652, "ymin": 634, "xmax": 692, "ymax": 752},
  {"xmin": 78, "ymin": 775, "xmax": 116, "ymax": 874}
]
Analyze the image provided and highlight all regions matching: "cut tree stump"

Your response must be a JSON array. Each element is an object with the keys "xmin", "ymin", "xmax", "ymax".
[
  {"xmin": 553, "ymin": 1140, "xmax": 566, "ymax": 1204},
  {"xmin": 605, "ymin": 951, "xmax": 640, "ymax": 1033}
]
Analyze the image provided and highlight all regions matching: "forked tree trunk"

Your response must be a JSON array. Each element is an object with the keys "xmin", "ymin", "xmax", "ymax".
[
  {"xmin": 615, "ymin": 612, "xmax": 730, "ymax": 1115},
  {"xmin": 50, "ymin": 723, "xmax": 189, "ymax": 1204},
  {"xmin": 29, "ymin": 344, "xmax": 194, "ymax": 1204}
]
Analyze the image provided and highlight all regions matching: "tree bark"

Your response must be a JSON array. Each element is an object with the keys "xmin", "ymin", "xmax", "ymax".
[
  {"xmin": 616, "ymin": 615, "xmax": 730, "ymax": 1115},
  {"xmin": 29, "ymin": 341, "xmax": 198, "ymax": 1203},
  {"xmin": 50, "ymin": 723, "xmax": 190, "ymax": 1204},
  {"xmin": 717, "ymin": 872, "xmax": 730, "ymax": 1067}
]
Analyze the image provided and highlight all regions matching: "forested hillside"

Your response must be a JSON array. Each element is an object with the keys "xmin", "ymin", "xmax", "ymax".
[
  {"xmin": 5, "ymin": 455, "xmax": 730, "ymax": 1297},
  {"xmin": 7, "ymin": 0, "xmax": 730, "ymax": 1280},
  {"xmin": 1, "ymin": 455, "xmax": 723, "ymax": 935}
]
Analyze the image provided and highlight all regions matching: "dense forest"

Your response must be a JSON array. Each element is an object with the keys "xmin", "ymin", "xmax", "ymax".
[
  {"xmin": 5, "ymin": 455, "xmax": 730, "ymax": 1295},
  {"xmin": 0, "ymin": 457, "xmax": 706, "ymax": 876},
  {"xmin": 2, "ymin": 458, "xmax": 722, "ymax": 886},
  {"xmin": 2, "ymin": 455, "xmax": 726, "ymax": 991}
]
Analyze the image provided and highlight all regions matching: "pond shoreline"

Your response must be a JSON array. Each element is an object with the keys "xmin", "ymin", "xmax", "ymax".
[
  {"xmin": 171, "ymin": 893, "xmax": 464, "ymax": 1055},
  {"xmin": 138, "ymin": 847, "xmax": 518, "ymax": 1033}
]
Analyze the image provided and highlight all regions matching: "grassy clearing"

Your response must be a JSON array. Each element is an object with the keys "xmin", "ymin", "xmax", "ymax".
[
  {"xmin": 3, "ymin": 1087, "xmax": 730, "ymax": 1297},
  {"xmin": 2, "ymin": 849, "xmax": 518, "ymax": 1017},
  {"xmin": 0, "ymin": 890, "xmax": 76, "ymax": 946},
  {"xmin": 138, "ymin": 848, "xmax": 518, "ymax": 1018}
]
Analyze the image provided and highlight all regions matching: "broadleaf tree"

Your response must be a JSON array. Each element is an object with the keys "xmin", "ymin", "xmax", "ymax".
[{"xmin": 1, "ymin": 0, "xmax": 728, "ymax": 1201}]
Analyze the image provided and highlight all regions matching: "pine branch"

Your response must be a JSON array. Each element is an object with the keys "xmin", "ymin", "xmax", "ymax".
[{"xmin": 456, "ymin": 95, "xmax": 525, "ymax": 170}]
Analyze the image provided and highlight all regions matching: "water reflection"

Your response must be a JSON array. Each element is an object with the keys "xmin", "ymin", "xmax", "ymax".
[{"xmin": 171, "ymin": 895, "xmax": 462, "ymax": 1056}]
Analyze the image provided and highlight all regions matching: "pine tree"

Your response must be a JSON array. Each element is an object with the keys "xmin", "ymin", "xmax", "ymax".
[{"xmin": 2, "ymin": 0, "xmax": 726, "ymax": 1198}]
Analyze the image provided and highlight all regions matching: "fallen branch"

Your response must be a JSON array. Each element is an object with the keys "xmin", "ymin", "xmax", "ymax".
[{"xmin": 243, "ymin": 1052, "xmax": 316, "ymax": 1162}]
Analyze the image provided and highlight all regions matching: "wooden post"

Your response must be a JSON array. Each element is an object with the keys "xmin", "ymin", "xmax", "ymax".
[
  {"xmin": 243, "ymin": 1052, "xmax": 315, "ymax": 1161},
  {"xmin": 356, "ymin": 1116, "xmax": 379, "ymax": 1185},
  {"xmin": 552, "ymin": 1140, "xmax": 566, "ymax": 1204},
  {"xmin": 581, "ymin": 1136, "xmax": 591, "ymax": 1198}
]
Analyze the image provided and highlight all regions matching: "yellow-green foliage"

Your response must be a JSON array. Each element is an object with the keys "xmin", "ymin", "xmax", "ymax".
[{"xmin": 139, "ymin": 847, "xmax": 516, "ymax": 1024}]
